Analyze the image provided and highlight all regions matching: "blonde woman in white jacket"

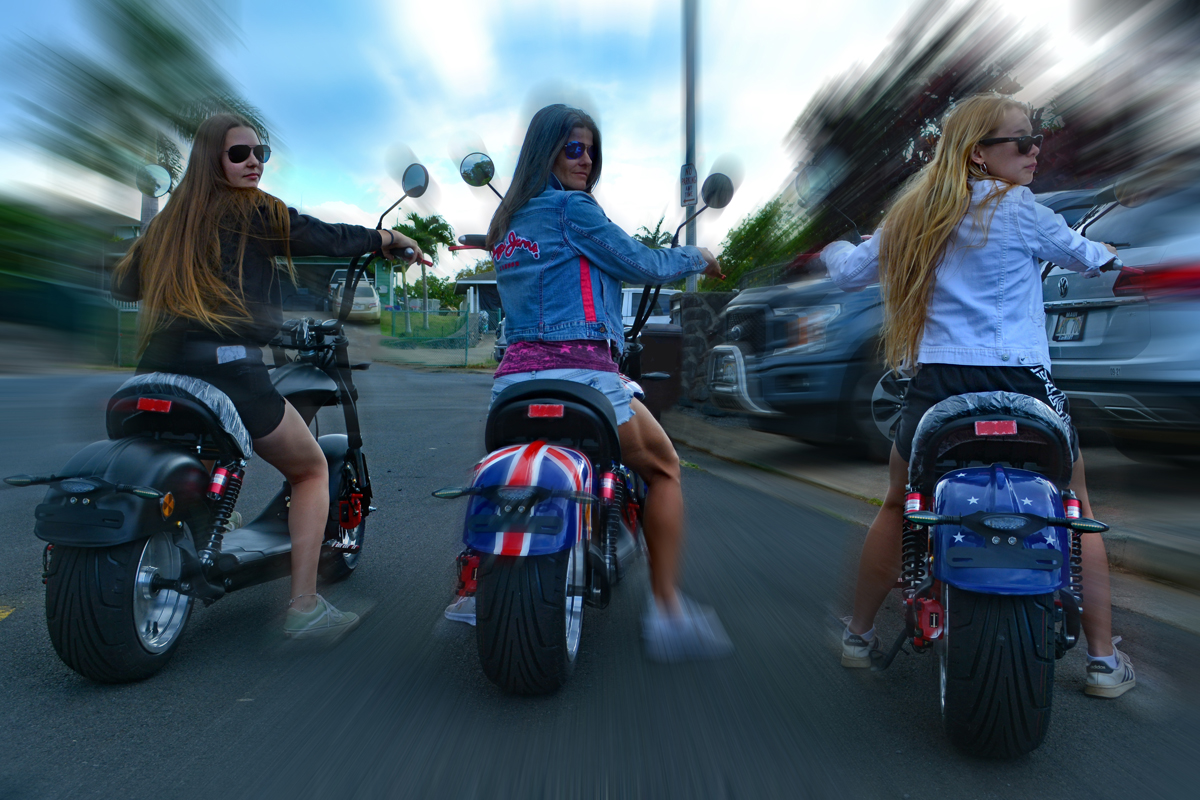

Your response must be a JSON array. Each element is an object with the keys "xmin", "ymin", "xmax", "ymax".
[{"xmin": 824, "ymin": 95, "xmax": 1134, "ymax": 698}]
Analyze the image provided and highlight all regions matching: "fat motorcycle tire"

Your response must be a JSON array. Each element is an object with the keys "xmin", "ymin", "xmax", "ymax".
[
  {"xmin": 940, "ymin": 586, "xmax": 1055, "ymax": 758},
  {"xmin": 475, "ymin": 550, "xmax": 575, "ymax": 695},
  {"xmin": 45, "ymin": 538, "xmax": 192, "ymax": 683}
]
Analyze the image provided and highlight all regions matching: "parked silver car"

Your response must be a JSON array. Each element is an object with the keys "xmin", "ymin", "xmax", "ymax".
[{"xmin": 1042, "ymin": 165, "xmax": 1200, "ymax": 459}]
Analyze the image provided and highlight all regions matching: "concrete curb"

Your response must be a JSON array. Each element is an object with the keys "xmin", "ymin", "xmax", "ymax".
[{"xmin": 662, "ymin": 410, "xmax": 1200, "ymax": 593}]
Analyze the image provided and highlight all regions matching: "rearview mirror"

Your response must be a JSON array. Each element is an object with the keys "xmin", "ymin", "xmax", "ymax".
[
  {"xmin": 401, "ymin": 163, "xmax": 429, "ymax": 198},
  {"xmin": 794, "ymin": 164, "xmax": 833, "ymax": 209},
  {"xmin": 460, "ymin": 153, "xmax": 495, "ymax": 187},
  {"xmin": 135, "ymin": 164, "xmax": 172, "ymax": 198},
  {"xmin": 700, "ymin": 173, "xmax": 734, "ymax": 209}
]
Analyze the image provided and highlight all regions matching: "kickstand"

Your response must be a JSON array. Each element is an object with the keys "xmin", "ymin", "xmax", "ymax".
[{"xmin": 872, "ymin": 625, "xmax": 912, "ymax": 671}]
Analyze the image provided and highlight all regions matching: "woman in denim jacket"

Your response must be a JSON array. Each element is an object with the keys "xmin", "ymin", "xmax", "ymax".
[
  {"xmin": 824, "ymin": 94, "xmax": 1134, "ymax": 697},
  {"xmin": 474, "ymin": 104, "xmax": 730, "ymax": 661}
]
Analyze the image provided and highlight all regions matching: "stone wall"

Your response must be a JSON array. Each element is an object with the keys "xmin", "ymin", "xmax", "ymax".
[{"xmin": 675, "ymin": 292, "xmax": 736, "ymax": 405}]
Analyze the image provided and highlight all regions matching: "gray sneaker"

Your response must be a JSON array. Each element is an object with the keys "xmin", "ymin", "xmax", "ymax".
[
  {"xmin": 643, "ymin": 594, "xmax": 734, "ymax": 663},
  {"xmin": 284, "ymin": 594, "xmax": 360, "ymax": 640},
  {"xmin": 444, "ymin": 595, "xmax": 476, "ymax": 626}
]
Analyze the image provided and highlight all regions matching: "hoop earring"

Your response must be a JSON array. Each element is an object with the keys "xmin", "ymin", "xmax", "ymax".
[{"xmin": 980, "ymin": 163, "xmax": 989, "ymax": 174}]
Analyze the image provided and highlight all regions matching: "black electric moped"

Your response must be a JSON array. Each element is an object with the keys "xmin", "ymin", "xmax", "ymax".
[{"xmin": 5, "ymin": 164, "xmax": 432, "ymax": 683}]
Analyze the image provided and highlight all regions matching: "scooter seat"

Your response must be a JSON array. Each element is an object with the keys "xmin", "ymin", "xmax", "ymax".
[
  {"xmin": 486, "ymin": 379, "xmax": 621, "ymax": 467},
  {"xmin": 107, "ymin": 373, "xmax": 253, "ymax": 459},
  {"xmin": 909, "ymin": 391, "xmax": 1074, "ymax": 491}
]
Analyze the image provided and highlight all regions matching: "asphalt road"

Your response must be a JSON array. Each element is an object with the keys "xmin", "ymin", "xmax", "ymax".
[{"xmin": 0, "ymin": 362, "xmax": 1196, "ymax": 799}]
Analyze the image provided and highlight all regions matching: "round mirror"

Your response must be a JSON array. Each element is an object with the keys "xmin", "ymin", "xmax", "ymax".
[
  {"xmin": 401, "ymin": 163, "xmax": 429, "ymax": 198},
  {"xmin": 460, "ymin": 152, "xmax": 495, "ymax": 187},
  {"xmin": 700, "ymin": 173, "xmax": 734, "ymax": 209},
  {"xmin": 135, "ymin": 164, "xmax": 172, "ymax": 198}
]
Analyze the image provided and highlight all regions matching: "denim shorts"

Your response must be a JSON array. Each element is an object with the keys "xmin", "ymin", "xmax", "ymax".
[{"xmin": 491, "ymin": 369, "xmax": 636, "ymax": 425}]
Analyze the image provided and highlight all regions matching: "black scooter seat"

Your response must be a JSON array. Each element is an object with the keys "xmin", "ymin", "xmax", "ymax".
[{"xmin": 216, "ymin": 527, "xmax": 291, "ymax": 572}]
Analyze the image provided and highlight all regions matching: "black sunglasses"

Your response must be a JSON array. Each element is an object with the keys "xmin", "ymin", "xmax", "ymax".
[
  {"xmin": 562, "ymin": 141, "xmax": 598, "ymax": 161},
  {"xmin": 978, "ymin": 134, "xmax": 1043, "ymax": 155},
  {"xmin": 224, "ymin": 144, "xmax": 271, "ymax": 164}
]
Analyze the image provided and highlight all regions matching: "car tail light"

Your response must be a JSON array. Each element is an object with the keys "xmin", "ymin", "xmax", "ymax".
[
  {"xmin": 137, "ymin": 397, "xmax": 172, "ymax": 413},
  {"xmin": 528, "ymin": 404, "xmax": 564, "ymax": 418},
  {"xmin": 975, "ymin": 420, "xmax": 1017, "ymax": 436},
  {"xmin": 1112, "ymin": 262, "xmax": 1200, "ymax": 298}
]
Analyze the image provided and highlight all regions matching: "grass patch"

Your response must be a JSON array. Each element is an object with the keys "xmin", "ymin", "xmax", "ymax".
[{"xmin": 379, "ymin": 312, "xmax": 464, "ymax": 339}]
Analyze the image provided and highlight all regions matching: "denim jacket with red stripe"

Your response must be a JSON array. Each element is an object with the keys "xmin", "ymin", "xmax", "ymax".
[{"xmin": 494, "ymin": 175, "xmax": 707, "ymax": 354}]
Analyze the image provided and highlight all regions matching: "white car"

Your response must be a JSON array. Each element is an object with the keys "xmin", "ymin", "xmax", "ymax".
[
  {"xmin": 622, "ymin": 287, "xmax": 679, "ymax": 327},
  {"xmin": 334, "ymin": 281, "xmax": 382, "ymax": 323}
]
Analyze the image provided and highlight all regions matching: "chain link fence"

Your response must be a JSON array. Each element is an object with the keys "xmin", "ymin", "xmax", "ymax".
[{"xmin": 377, "ymin": 304, "xmax": 499, "ymax": 367}]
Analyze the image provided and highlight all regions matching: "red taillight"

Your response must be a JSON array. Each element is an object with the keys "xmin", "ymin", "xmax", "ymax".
[
  {"xmin": 975, "ymin": 420, "xmax": 1017, "ymax": 436},
  {"xmin": 137, "ymin": 397, "xmax": 172, "ymax": 413},
  {"xmin": 1112, "ymin": 262, "xmax": 1200, "ymax": 297},
  {"xmin": 528, "ymin": 404, "xmax": 564, "ymax": 418}
]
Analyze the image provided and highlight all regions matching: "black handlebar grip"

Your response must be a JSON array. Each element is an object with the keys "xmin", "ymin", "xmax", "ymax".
[{"xmin": 458, "ymin": 234, "xmax": 487, "ymax": 248}]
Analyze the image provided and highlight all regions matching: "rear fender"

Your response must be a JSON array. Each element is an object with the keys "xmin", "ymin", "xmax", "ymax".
[
  {"xmin": 34, "ymin": 437, "xmax": 209, "ymax": 547},
  {"xmin": 461, "ymin": 442, "xmax": 592, "ymax": 556},
  {"xmin": 931, "ymin": 464, "xmax": 1070, "ymax": 594}
]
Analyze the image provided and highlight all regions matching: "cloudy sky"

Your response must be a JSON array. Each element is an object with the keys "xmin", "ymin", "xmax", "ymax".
[{"xmin": 1, "ymin": 0, "xmax": 1083, "ymax": 277}]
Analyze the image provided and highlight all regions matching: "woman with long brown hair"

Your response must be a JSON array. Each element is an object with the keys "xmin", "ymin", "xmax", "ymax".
[
  {"xmin": 824, "ymin": 94, "xmax": 1135, "ymax": 697},
  {"xmin": 114, "ymin": 114, "xmax": 422, "ymax": 638}
]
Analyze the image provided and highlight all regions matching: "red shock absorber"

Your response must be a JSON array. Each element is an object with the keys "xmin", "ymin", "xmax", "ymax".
[
  {"xmin": 208, "ymin": 466, "xmax": 231, "ymax": 500},
  {"xmin": 599, "ymin": 472, "xmax": 618, "ymax": 504},
  {"xmin": 455, "ymin": 550, "xmax": 480, "ymax": 597},
  {"xmin": 1064, "ymin": 494, "xmax": 1081, "ymax": 519},
  {"xmin": 905, "ymin": 492, "xmax": 925, "ymax": 513}
]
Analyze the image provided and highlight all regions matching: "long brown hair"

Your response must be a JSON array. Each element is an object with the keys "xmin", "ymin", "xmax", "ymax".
[
  {"xmin": 878, "ymin": 94, "xmax": 1026, "ymax": 368},
  {"xmin": 115, "ymin": 114, "xmax": 295, "ymax": 350},
  {"xmin": 487, "ymin": 104, "xmax": 602, "ymax": 249}
]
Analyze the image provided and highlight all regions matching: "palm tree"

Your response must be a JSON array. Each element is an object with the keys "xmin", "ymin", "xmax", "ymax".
[
  {"xmin": 634, "ymin": 216, "xmax": 672, "ymax": 249},
  {"xmin": 17, "ymin": 0, "xmax": 268, "ymax": 225},
  {"xmin": 391, "ymin": 212, "xmax": 455, "ymax": 329}
]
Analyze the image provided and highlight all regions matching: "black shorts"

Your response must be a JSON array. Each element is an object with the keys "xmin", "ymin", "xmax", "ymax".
[
  {"xmin": 137, "ymin": 340, "xmax": 286, "ymax": 440},
  {"xmin": 894, "ymin": 364, "xmax": 1079, "ymax": 463}
]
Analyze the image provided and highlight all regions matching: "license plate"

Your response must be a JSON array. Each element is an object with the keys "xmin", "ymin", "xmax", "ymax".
[{"xmin": 1053, "ymin": 311, "xmax": 1085, "ymax": 342}]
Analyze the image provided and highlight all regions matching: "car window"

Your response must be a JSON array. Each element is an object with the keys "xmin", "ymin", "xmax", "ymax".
[
  {"xmin": 1083, "ymin": 185, "xmax": 1200, "ymax": 247},
  {"xmin": 355, "ymin": 284, "xmax": 376, "ymax": 298},
  {"xmin": 627, "ymin": 291, "xmax": 671, "ymax": 316}
]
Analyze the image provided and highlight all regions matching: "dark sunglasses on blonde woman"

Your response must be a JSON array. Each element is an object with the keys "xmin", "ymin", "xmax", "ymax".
[
  {"xmin": 224, "ymin": 144, "xmax": 272, "ymax": 164},
  {"xmin": 978, "ymin": 134, "xmax": 1043, "ymax": 155},
  {"xmin": 562, "ymin": 141, "xmax": 598, "ymax": 160}
]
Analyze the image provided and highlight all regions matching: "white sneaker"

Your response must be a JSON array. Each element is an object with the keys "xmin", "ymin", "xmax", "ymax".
[
  {"xmin": 840, "ymin": 616, "xmax": 881, "ymax": 668},
  {"xmin": 1085, "ymin": 637, "xmax": 1136, "ymax": 698},
  {"xmin": 444, "ymin": 595, "xmax": 476, "ymax": 626},
  {"xmin": 284, "ymin": 594, "xmax": 360, "ymax": 640}
]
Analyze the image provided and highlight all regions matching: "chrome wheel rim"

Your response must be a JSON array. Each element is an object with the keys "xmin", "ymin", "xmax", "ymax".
[
  {"xmin": 132, "ymin": 532, "xmax": 190, "ymax": 654},
  {"xmin": 871, "ymin": 370, "xmax": 909, "ymax": 442},
  {"xmin": 938, "ymin": 584, "xmax": 950, "ymax": 717},
  {"xmin": 336, "ymin": 519, "xmax": 364, "ymax": 570},
  {"xmin": 563, "ymin": 535, "xmax": 586, "ymax": 662}
]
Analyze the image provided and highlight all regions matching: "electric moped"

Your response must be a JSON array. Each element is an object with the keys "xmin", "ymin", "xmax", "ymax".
[
  {"xmin": 5, "ymin": 164, "xmax": 433, "ymax": 682},
  {"xmin": 882, "ymin": 392, "xmax": 1108, "ymax": 757},
  {"xmin": 435, "ymin": 154, "xmax": 734, "ymax": 694}
]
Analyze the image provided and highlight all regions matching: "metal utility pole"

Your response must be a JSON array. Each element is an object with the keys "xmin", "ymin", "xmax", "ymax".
[{"xmin": 683, "ymin": 0, "xmax": 698, "ymax": 292}]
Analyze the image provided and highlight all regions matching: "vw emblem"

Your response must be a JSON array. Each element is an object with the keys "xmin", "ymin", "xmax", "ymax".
[{"xmin": 1058, "ymin": 277, "xmax": 1069, "ymax": 298}]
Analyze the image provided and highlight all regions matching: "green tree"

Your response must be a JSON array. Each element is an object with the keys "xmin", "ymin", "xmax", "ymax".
[
  {"xmin": 454, "ymin": 258, "xmax": 495, "ymax": 280},
  {"xmin": 17, "ymin": 0, "xmax": 268, "ymax": 205},
  {"xmin": 707, "ymin": 199, "xmax": 805, "ymax": 291},
  {"xmin": 633, "ymin": 216, "xmax": 671, "ymax": 249}
]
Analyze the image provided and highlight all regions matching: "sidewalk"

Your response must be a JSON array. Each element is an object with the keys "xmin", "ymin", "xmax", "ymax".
[{"xmin": 662, "ymin": 407, "xmax": 1200, "ymax": 594}]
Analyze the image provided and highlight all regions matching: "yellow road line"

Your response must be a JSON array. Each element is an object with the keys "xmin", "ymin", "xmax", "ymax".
[{"xmin": 0, "ymin": 606, "xmax": 15, "ymax": 622}]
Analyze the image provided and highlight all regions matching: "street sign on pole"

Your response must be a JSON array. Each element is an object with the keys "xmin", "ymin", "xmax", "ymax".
[{"xmin": 680, "ymin": 164, "xmax": 698, "ymax": 207}]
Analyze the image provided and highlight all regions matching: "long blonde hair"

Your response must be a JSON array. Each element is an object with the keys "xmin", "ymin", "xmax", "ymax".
[
  {"xmin": 879, "ymin": 94, "xmax": 1027, "ymax": 368},
  {"xmin": 115, "ymin": 114, "xmax": 295, "ymax": 351}
]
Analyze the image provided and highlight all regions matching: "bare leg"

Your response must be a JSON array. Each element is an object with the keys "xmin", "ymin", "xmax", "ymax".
[
  {"xmin": 1067, "ymin": 452, "xmax": 1114, "ymax": 657},
  {"xmin": 252, "ymin": 401, "xmax": 329, "ymax": 613},
  {"xmin": 618, "ymin": 398, "xmax": 683, "ymax": 614},
  {"xmin": 848, "ymin": 445, "xmax": 908, "ymax": 635}
]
